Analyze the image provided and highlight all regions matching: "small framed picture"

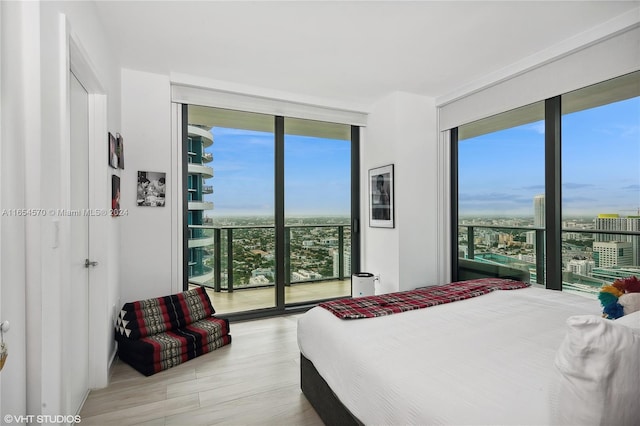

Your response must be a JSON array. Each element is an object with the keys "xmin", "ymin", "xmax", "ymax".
[
  {"xmin": 369, "ymin": 164, "xmax": 394, "ymax": 228},
  {"xmin": 116, "ymin": 133, "xmax": 124, "ymax": 169},
  {"xmin": 111, "ymin": 175, "xmax": 121, "ymax": 217},
  {"xmin": 137, "ymin": 171, "xmax": 166, "ymax": 207},
  {"xmin": 108, "ymin": 132, "xmax": 118, "ymax": 169}
]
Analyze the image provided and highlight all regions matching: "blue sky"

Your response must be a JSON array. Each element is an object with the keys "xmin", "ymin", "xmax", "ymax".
[
  {"xmin": 204, "ymin": 128, "xmax": 350, "ymax": 217},
  {"xmin": 458, "ymin": 96, "xmax": 640, "ymax": 218},
  {"xmin": 204, "ymin": 96, "xmax": 638, "ymax": 219}
]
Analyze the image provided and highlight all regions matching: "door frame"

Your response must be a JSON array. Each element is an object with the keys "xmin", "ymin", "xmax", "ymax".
[
  {"xmin": 62, "ymin": 14, "xmax": 109, "ymax": 392},
  {"xmin": 68, "ymin": 68, "xmax": 91, "ymax": 415},
  {"xmin": 176, "ymin": 106, "xmax": 361, "ymax": 320}
]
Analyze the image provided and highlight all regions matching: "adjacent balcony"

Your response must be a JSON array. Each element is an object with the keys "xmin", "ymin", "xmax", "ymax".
[
  {"xmin": 188, "ymin": 235, "xmax": 215, "ymax": 248},
  {"xmin": 188, "ymin": 265, "xmax": 215, "ymax": 286},
  {"xmin": 188, "ymin": 201, "xmax": 214, "ymax": 211},
  {"xmin": 188, "ymin": 163, "xmax": 214, "ymax": 178},
  {"xmin": 202, "ymin": 185, "xmax": 213, "ymax": 194},
  {"xmin": 188, "ymin": 125, "xmax": 213, "ymax": 147}
]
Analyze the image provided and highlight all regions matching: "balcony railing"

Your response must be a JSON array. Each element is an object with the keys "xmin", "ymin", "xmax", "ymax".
[
  {"xmin": 187, "ymin": 223, "xmax": 351, "ymax": 292},
  {"xmin": 458, "ymin": 224, "xmax": 640, "ymax": 296}
]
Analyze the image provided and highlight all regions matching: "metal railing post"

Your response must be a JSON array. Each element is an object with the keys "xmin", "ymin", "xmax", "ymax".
[
  {"xmin": 468, "ymin": 226, "xmax": 475, "ymax": 259},
  {"xmin": 284, "ymin": 227, "xmax": 291, "ymax": 286},
  {"xmin": 338, "ymin": 225, "xmax": 345, "ymax": 280},
  {"xmin": 227, "ymin": 228, "xmax": 234, "ymax": 293},
  {"xmin": 214, "ymin": 228, "xmax": 221, "ymax": 292},
  {"xmin": 536, "ymin": 229, "xmax": 545, "ymax": 286}
]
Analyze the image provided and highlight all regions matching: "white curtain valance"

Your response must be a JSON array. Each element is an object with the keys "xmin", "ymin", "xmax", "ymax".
[{"xmin": 171, "ymin": 81, "xmax": 368, "ymax": 127}]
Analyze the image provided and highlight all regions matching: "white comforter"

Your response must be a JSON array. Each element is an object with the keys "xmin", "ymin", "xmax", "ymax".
[{"xmin": 297, "ymin": 286, "xmax": 600, "ymax": 425}]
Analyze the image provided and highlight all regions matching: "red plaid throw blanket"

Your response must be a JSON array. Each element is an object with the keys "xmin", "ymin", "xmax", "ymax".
[{"xmin": 319, "ymin": 278, "xmax": 530, "ymax": 319}]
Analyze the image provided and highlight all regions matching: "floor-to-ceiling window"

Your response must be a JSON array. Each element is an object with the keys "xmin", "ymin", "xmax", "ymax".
[
  {"xmin": 183, "ymin": 105, "xmax": 359, "ymax": 316},
  {"xmin": 452, "ymin": 71, "xmax": 640, "ymax": 297},
  {"xmin": 455, "ymin": 102, "xmax": 546, "ymax": 284},
  {"xmin": 561, "ymin": 72, "xmax": 640, "ymax": 295}
]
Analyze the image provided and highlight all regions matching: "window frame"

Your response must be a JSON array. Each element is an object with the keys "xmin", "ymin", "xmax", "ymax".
[
  {"xmin": 451, "ymin": 71, "xmax": 640, "ymax": 291},
  {"xmin": 181, "ymin": 106, "xmax": 361, "ymax": 320}
]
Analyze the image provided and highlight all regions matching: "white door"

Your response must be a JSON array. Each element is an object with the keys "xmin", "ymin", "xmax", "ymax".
[{"xmin": 68, "ymin": 71, "xmax": 90, "ymax": 414}]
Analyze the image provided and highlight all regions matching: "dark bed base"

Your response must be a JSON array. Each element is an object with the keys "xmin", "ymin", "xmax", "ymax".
[{"xmin": 300, "ymin": 353, "xmax": 363, "ymax": 426}]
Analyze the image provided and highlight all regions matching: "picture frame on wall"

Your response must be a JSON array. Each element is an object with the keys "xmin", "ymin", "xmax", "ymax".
[
  {"xmin": 111, "ymin": 175, "xmax": 121, "ymax": 217},
  {"xmin": 137, "ymin": 171, "xmax": 166, "ymax": 207},
  {"xmin": 369, "ymin": 164, "xmax": 394, "ymax": 228},
  {"xmin": 108, "ymin": 132, "xmax": 118, "ymax": 169},
  {"xmin": 116, "ymin": 133, "xmax": 124, "ymax": 169}
]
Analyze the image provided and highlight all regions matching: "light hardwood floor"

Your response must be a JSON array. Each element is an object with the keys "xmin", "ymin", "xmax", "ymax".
[{"xmin": 79, "ymin": 314, "xmax": 323, "ymax": 426}]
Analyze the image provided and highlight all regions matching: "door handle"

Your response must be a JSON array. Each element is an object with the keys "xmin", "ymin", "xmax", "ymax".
[{"xmin": 84, "ymin": 259, "xmax": 98, "ymax": 268}]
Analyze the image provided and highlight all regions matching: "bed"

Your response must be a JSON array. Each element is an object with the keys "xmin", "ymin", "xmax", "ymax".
[{"xmin": 297, "ymin": 278, "xmax": 640, "ymax": 425}]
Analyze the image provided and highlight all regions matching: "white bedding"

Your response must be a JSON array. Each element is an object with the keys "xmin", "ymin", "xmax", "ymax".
[{"xmin": 297, "ymin": 286, "xmax": 601, "ymax": 425}]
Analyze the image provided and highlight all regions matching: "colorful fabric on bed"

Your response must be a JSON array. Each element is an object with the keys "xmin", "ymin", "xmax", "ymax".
[{"xmin": 319, "ymin": 278, "xmax": 530, "ymax": 319}]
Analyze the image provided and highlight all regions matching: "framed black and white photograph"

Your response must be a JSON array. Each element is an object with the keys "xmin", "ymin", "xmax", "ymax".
[
  {"xmin": 108, "ymin": 132, "xmax": 118, "ymax": 169},
  {"xmin": 137, "ymin": 171, "xmax": 166, "ymax": 207},
  {"xmin": 369, "ymin": 164, "xmax": 394, "ymax": 228},
  {"xmin": 116, "ymin": 133, "xmax": 124, "ymax": 169}
]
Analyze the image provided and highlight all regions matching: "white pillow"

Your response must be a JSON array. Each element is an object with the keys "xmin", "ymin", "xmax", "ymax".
[
  {"xmin": 552, "ymin": 315, "xmax": 640, "ymax": 426},
  {"xmin": 616, "ymin": 310, "xmax": 640, "ymax": 329}
]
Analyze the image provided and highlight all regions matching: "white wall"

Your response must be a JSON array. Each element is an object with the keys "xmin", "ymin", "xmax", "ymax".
[
  {"xmin": 0, "ymin": 1, "xmax": 34, "ymax": 416},
  {"xmin": 395, "ymin": 93, "xmax": 440, "ymax": 290},
  {"xmin": 360, "ymin": 94, "xmax": 400, "ymax": 293},
  {"xmin": 120, "ymin": 68, "xmax": 179, "ymax": 304},
  {"xmin": 1, "ymin": 0, "xmax": 120, "ymax": 418},
  {"xmin": 362, "ymin": 91, "xmax": 441, "ymax": 294}
]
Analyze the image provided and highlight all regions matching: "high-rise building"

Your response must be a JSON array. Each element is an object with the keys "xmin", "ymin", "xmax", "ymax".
[
  {"xmin": 592, "ymin": 241, "xmax": 633, "ymax": 268},
  {"xmin": 596, "ymin": 214, "xmax": 624, "ymax": 242},
  {"xmin": 595, "ymin": 214, "xmax": 640, "ymax": 266},
  {"xmin": 567, "ymin": 258, "xmax": 595, "ymax": 275},
  {"xmin": 187, "ymin": 125, "xmax": 215, "ymax": 285},
  {"xmin": 534, "ymin": 194, "xmax": 545, "ymax": 227},
  {"xmin": 333, "ymin": 249, "xmax": 351, "ymax": 277},
  {"xmin": 527, "ymin": 194, "xmax": 545, "ymax": 250}
]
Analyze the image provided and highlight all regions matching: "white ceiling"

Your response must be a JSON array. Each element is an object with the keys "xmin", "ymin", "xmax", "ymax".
[{"xmin": 94, "ymin": 1, "xmax": 639, "ymax": 109}]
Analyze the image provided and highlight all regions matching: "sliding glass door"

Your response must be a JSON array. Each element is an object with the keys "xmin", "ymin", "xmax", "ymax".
[
  {"xmin": 186, "ymin": 106, "xmax": 277, "ymax": 313},
  {"xmin": 284, "ymin": 118, "xmax": 352, "ymax": 305},
  {"xmin": 183, "ymin": 105, "xmax": 359, "ymax": 316}
]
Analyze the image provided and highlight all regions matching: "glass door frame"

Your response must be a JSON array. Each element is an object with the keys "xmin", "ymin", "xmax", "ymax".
[{"xmin": 181, "ymin": 106, "xmax": 361, "ymax": 320}]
